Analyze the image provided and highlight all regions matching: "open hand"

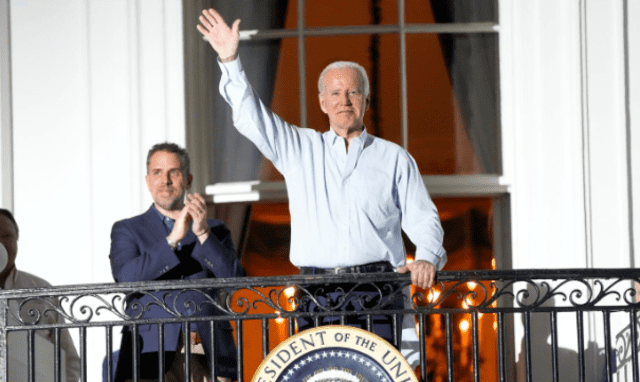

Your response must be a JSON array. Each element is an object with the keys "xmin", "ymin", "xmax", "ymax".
[
  {"xmin": 196, "ymin": 8, "xmax": 241, "ymax": 61},
  {"xmin": 397, "ymin": 260, "xmax": 436, "ymax": 289},
  {"xmin": 186, "ymin": 193, "xmax": 209, "ymax": 242}
]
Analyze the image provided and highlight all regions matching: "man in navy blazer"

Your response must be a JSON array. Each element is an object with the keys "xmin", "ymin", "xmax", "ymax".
[{"xmin": 109, "ymin": 142, "xmax": 245, "ymax": 382}]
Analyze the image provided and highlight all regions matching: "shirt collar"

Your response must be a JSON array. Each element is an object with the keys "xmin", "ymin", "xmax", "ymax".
[
  {"xmin": 151, "ymin": 203, "xmax": 170, "ymax": 221},
  {"xmin": 326, "ymin": 126, "xmax": 368, "ymax": 146}
]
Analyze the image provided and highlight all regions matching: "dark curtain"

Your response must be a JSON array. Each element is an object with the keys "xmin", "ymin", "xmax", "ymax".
[
  {"xmin": 208, "ymin": 0, "xmax": 289, "ymax": 257},
  {"xmin": 430, "ymin": 0, "xmax": 501, "ymax": 174},
  {"xmin": 209, "ymin": 0, "xmax": 288, "ymax": 183}
]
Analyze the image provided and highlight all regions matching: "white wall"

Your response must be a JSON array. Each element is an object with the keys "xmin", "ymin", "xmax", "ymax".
[
  {"xmin": 10, "ymin": 0, "xmax": 185, "ymax": 287},
  {"xmin": 6, "ymin": 0, "xmax": 186, "ymax": 379}
]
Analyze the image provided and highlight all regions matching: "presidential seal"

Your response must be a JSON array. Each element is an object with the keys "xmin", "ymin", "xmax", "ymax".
[{"xmin": 252, "ymin": 326, "xmax": 418, "ymax": 382}]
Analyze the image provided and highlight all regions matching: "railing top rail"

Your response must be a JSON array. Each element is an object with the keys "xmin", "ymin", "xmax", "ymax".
[
  {"xmin": 0, "ymin": 268, "xmax": 638, "ymax": 329},
  {"xmin": 0, "ymin": 268, "xmax": 638, "ymax": 299}
]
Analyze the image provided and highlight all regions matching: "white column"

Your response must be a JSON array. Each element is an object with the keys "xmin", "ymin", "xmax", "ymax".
[
  {"xmin": 507, "ymin": 0, "xmax": 586, "ymax": 271},
  {"xmin": 584, "ymin": 0, "xmax": 630, "ymax": 270},
  {"xmin": 506, "ymin": 0, "xmax": 632, "ymax": 270},
  {"xmin": 629, "ymin": 0, "xmax": 640, "ymax": 269},
  {"xmin": 0, "ymin": 0, "xmax": 12, "ymax": 210}
]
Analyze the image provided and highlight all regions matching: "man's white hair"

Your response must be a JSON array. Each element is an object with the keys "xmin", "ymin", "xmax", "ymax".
[{"xmin": 318, "ymin": 61, "xmax": 370, "ymax": 99}]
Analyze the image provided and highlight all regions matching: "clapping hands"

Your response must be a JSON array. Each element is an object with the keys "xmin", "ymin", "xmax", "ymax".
[{"xmin": 168, "ymin": 193, "xmax": 210, "ymax": 245}]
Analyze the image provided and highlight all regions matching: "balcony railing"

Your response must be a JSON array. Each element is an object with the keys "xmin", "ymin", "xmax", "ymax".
[{"xmin": 0, "ymin": 269, "xmax": 639, "ymax": 382}]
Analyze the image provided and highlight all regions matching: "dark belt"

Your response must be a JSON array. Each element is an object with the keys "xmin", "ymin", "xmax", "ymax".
[{"xmin": 299, "ymin": 261, "xmax": 393, "ymax": 275}]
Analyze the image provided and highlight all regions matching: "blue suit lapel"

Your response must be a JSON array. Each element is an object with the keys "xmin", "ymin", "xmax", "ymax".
[{"xmin": 141, "ymin": 207, "xmax": 169, "ymax": 242}]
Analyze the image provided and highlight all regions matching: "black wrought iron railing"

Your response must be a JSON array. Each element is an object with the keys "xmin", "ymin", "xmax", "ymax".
[{"xmin": 0, "ymin": 269, "xmax": 639, "ymax": 382}]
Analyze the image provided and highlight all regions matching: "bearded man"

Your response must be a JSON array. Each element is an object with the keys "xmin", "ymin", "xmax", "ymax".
[{"xmin": 109, "ymin": 142, "xmax": 245, "ymax": 382}]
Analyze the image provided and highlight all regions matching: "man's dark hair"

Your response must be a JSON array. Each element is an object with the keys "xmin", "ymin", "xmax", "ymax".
[
  {"xmin": 146, "ymin": 142, "xmax": 190, "ymax": 175},
  {"xmin": 0, "ymin": 208, "xmax": 18, "ymax": 239}
]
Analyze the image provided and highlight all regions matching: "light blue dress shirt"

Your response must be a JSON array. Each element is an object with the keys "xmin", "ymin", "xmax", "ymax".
[{"xmin": 218, "ymin": 57, "xmax": 447, "ymax": 270}]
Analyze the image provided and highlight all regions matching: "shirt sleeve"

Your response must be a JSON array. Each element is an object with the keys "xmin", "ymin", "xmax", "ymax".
[
  {"xmin": 218, "ymin": 56, "xmax": 303, "ymax": 175},
  {"xmin": 396, "ymin": 151, "xmax": 447, "ymax": 270}
]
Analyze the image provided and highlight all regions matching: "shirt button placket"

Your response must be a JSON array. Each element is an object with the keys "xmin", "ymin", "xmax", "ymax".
[{"xmin": 343, "ymin": 183, "xmax": 350, "ymax": 255}]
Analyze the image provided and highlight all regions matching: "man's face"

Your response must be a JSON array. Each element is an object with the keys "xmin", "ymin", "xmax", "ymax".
[
  {"xmin": 0, "ymin": 215, "xmax": 18, "ymax": 273},
  {"xmin": 145, "ymin": 151, "xmax": 192, "ymax": 212},
  {"xmin": 319, "ymin": 67, "xmax": 370, "ymax": 133}
]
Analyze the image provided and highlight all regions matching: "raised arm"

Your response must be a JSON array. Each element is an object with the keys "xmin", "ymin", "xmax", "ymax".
[
  {"xmin": 197, "ymin": 8, "xmax": 241, "ymax": 62},
  {"xmin": 196, "ymin": 8, "xmax": 310, "ymax": 175}
]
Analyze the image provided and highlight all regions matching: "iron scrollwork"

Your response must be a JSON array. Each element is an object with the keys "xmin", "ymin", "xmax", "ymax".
[{"xmin": 3, "ymin": 271, "xmax": 640, "ymax": 328}]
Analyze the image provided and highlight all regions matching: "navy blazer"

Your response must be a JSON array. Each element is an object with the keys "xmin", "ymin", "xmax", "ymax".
[{"xmin": 109, "ymin": 207, "xmax": 245, "ymax": 381}]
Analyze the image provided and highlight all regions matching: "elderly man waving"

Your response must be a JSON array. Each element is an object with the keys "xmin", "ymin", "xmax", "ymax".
[{"xmin": 197, "ymin": 7, "xmax": 446, "ymax": 347}]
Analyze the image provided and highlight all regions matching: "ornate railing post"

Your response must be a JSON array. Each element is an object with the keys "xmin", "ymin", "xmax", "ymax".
[{"xmin": 0, "ymin": 294, "xmax": 7, "ymax": 381}]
